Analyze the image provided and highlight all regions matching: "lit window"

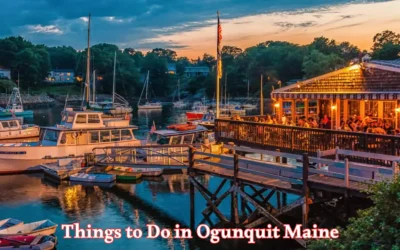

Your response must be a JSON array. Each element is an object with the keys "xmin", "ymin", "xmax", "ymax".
[{"xmin": 67, "ymin": 73, "xmax": 71, "ymax": 76}]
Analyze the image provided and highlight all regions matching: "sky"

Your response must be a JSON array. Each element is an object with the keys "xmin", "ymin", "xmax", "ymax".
[{"xmin": 1, "ymin": 0, "xmax": 400, "ymax": 58}]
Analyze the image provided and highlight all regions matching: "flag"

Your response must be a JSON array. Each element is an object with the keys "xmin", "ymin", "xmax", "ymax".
[
  {"xmin": 217, "ymin": 11, "xmax": 222, "ymax": 79},
  {"xmin": 150, "ymin": 121, "xmax": 156, "ymax": 134}
]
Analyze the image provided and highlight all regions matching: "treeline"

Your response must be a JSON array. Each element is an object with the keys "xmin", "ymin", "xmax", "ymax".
[{"xmin": 0, "ymin": 30, "xmax": 399, "ymax": 98}]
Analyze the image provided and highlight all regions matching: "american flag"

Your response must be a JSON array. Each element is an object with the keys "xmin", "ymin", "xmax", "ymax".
[{"xmin": 150, "ymin": 121, "xmax": 156, "ymax": 134}]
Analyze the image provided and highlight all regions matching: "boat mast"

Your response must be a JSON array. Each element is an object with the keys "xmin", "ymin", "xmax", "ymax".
[
  {"xmin": 92, "ymin": 70, "xmax": 96, "ymax": 102},
  {"xmin": 85, "ymin": 14, "xmax": 91, "ymax": 106},
  {"xmin": 145, "ymin": 70, "xmax": 149, "ymax": 101},
  {"xmin": 224, "ymin": 72, "xmax": 227, "ymax": 107},
  {"xmin": 178, "ymin": 78, "xmax": 180, "ymax": 101},
  {"xmin": 112, "ymin": 51, "xmax": 116, "ymax": 105}
]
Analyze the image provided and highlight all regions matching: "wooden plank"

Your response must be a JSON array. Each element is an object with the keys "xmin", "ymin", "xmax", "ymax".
[
  {"xmin": 195, "ymin": 151, "xmax": 233, "ymax": 161},
  {"xmin": 239, "ymin": 158, "xmax": 300, "ymax": 172},
  {"xmin": 337, "ymin": 149, "xmax": 400, "ymax": 162},
  {"xmin": 195, "ymin": 159, "xmax": 233, "ymax": 170},
  {"xmin": 239, "ymin": 168, "xmax": 303, "ymax": 185},
  {"xmin": 319, "ymin": 148, "xmax": 336, "ymax": 157},
  {"xmin": 224, "ymin": 145, "xmax": 302, "ymax": 160}
]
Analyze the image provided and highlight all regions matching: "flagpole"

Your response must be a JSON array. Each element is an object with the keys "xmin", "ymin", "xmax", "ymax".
[{"xmin": 216, "ymin": 11, "xmax": 221, "ymax": 119}]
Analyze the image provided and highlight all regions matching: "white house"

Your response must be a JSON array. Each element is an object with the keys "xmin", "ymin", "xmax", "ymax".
[{"xmin": 0, "ymin": 68, "xmax": 11, "ymax": 79}]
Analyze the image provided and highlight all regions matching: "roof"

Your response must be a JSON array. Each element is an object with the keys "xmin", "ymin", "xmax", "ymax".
[
  {"xmin": 42, "ymin": 125, "xmax": 138, "ymax": 131},
  {"xmin": 271, "ymin": 60, "xmax": 400, "ymax": 100},
  {"xmin": 153, "ymin": 125, "xmax": 208, "ymax": 136},
  {"xmin": 185, "ymin": 67, "xmax": 210, "ymax": 73}
]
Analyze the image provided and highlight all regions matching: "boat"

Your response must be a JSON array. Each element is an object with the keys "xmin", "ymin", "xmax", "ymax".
[
  {"xmin": 111, "ymin": 166, "xmax": 163, "ymax": 177},
  {"xmin": 69, "ymin": 173, "xmax": 116, "ymax": 183},
  {"xmin": 0, "ymin": 88, "xmax": 33, "ymax": 117},
  {"xmin": 192, "ymin": 111, "xmax": 215, "ymax": 130},
  {"xmin": 0, "ymin": 220, "xmax": 57, "ymax": 236},
  {"xmin": 242, "ymin": 80, "xmax": 257, "ymax": 109},
  {"xmin": 0, "ymin": 219, "xmax": 23, "ymax": 231},
  {"xmin": 0, "ymin": 110, "xmax": 141, "ymax": 174},
  {"xmin": 106, "ymin": 170, "xmax": 142, "ymax": 181},
  {"xmin": 0, "ymin": 235, "xmax": 56, "ymax": 250},
  {"xmin": 172, "ymin": 79, "xmax": 187, "ymax": 108},
  {"xmin": 0, "ymin": 118, "xmax": 40, "ymax": 140},
  {"xmin": 138, "ymin": 71, "xmax": 162, "ymax": 110},
  {"xmin": 186, "ymin": 99, "xmax": 210, "ymax": 121},
  {"xmin": 41, "ymin": 159, "xmax": 85, "ymax": 180},
  {"xmin": 89, "ymin": 52, "xmax": 133, "ymax": 115}
]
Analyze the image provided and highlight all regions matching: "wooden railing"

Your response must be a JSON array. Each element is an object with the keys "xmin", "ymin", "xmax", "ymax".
[{"xmin": 215, "ymin": 118, "xmax": 400, "ymax": 166}]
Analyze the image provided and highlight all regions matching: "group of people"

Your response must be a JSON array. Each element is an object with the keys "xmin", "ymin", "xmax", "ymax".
[{"xmin": 230, "ymin": 112, "xmax": 397, "ymax": 135}]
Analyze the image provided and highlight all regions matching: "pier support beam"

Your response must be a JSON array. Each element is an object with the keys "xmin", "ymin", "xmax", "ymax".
[{"xmin": 302, "ymin": 153, "xmax": 310, "ymax": 229}]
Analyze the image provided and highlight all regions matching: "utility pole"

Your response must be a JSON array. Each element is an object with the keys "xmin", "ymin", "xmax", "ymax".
[{"xmin": 260, "ymin": 74, "xmax": 264, "ymax": 115}]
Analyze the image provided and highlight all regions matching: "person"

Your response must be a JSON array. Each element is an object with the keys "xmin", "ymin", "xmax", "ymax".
[
  {"xmin": 265, "ymin": 115, "xmax": 273, "ymax": 124},
  {"xmin": 308, "ymin": 117, "xmax": 318, "ymax": 128},
  {"xmin": 281, "ymin": 114, "xmax": 287, "ymax": 125},
  {"xmin": 384, "ymin": 122, "xmax": 394, "ymax": 134},
  {"xmin": 254, "ymin": 117, "xmax": 259, "ymax": 122},
  {"xmin": 272, "ymin": 116, "xmax": 278, "ymax": 124},
  {"xmin": 298, "ymin": 116, "xmax": 310, "ymax": 128},
  {"xmin": 320, "ymin": 114, "xmax": 330, "ymax": 129}
]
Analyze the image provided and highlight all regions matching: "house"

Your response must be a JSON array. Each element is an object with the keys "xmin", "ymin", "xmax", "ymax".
[
  {"xmin": 45, "ymin": 69, "xmax": 75, "ymax": 83},
  {"xmin": 185, "ymin": 66, "xmax": 210, "ymax": 78},
  {"xmin": 167, "ymin": 63, "xmax": 176, "ymax": 74},
  {"xmin": 271, "ymin": 59, "xmax": 400, "ymax": 129},
  {"xmin": 0, "ymin": 68, "xmax": 11, "ymax": 79}
]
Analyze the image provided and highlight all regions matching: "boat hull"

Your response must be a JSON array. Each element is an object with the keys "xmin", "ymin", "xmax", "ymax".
[
  {"xmin": 0, "ymin": 126, "xmax": 40, "ymax": 140},
  {"xmin": 186, "ymin": 112, "xmax": 205, "ymax": 121},
  {"xmin": 138, "ymin": 105, "xmax": 162, "ymax": 110},
  {"xmin": 70, "ymin": 173, "xmax": 116, "ymax": 183},
  {"xmin": 0, "ymin": 110, "xmax": 33, "ymax": 117}
]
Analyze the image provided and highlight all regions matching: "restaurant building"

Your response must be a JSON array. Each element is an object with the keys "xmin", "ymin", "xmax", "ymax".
[{"xmin": 271, "ymin": 58, "xmax": 400, "ymax": 129}]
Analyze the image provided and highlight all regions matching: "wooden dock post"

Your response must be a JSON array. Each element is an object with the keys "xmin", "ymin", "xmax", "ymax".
[
  {"xmin": 345, "ymin": 158, "xmax": 349, "ymax": 188},
  {"xmin": 392, "ymin": 161, "xmax": 399, "ymax": 179},
  {"xmin": 231, "ymin": 153, "xmax": 240, "ymax": 225},
  {"xmin": 188, "ymin": 146, "xmax": 195, "ymax": 175},
  {"xmin": 302, "ymin": 153, "xmax": 310, "ymax": 229},
  {"xmin": 189, "ymin": 177, "xmax": 195, "ymax": 232}
]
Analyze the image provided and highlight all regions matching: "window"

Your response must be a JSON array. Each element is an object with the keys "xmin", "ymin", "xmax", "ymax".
[
  {"xmin": 90, "ymin": 131, "xmax": 99, "ymax": 143},
  {"xmin": 67, "ymin": 115, "xmax": 74, "ymax": 123},
  {"xmin": 348, "ymin": 101, "xmax": 360, "ymax": 117},
  {"xmin": 182, "ymin": 134, "xmax": 193, "ymax": 144},
  {"xmin": 1, "ymin": 122, "xmax": 9, "ymax": 128},
  {"xmin": 283, "ymin": 101, "xmax": 293, "ymax": 120},
  {"xmin": 308, "ymin": 100, "xmax": 318, "ymax": 120},
  {"xmin": 88, "ymin": 114, "xmax": 100, "ymax": 123},
  {"xmin": 171, "ymin": 136, "xmax": 181, "ymax": 145},
  {"xmin": 121, "ymin": 130, "xmax": 133, "ymax": 140},
  {"xmin": 365, "ymin": 101, "xmax": 378, "ymax": 118},
  {"xmin": 100, "ymin": 131, "xmax": 110, "ymax": 142},
  {"xmin": 295, "ymin": 101, "xmax": 305, "ymax": 116},
  {"xmin": 111, "ymin": 130, "xmax": 120, "ymax": 142},
  {"xmin": 157, "ymin": 136, "xmax": 169, "ymax": 145},
  {"xmin": 44, "ymin": 130, "xmax": 59, "ymax": 142},
  {"xmin": 60, "ymin": 132, "xmax": 76, "ymax": 145},
  {"xmin": 76, "ymin": 115, "xmax": 86, "ymax": 123},
  {"xmin": 9, "ymin": 121, "xmax": 18, "ymax": 128}
]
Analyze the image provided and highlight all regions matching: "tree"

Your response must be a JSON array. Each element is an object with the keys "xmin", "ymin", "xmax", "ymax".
[
  {"xmin": 46, "ymin": 46, "xmax": 77, "ymax": 70},
  {"xmin": 303, "ymin": 50, "xmax": 344, "ymax": 78},
  {"xmin": 201, "ymin": 53, "xmax": 216, "ymax": 68},
  {"xmin": 123, "ymin": 48, "xmax": 143, "ymax": 67},
  {"xmin": 372, "ymin": 42, "xmax": 400, "ymax": 60},
  {"xmin": 372, "ymin": 30, "xmax": 400, "ymax": 51},
  {"xmin": 151, "ymin": 48, "xmax": 177, "ymax": 63},
  {"xmin": 308, "ymin": 177, "xmax": 400, "ymax": 249}
]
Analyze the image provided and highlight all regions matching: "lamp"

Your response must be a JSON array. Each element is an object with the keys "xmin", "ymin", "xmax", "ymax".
[
  {"xmin": 331, "ymin": 105, "xmax": 337, "ymax": 110},
  {"xmin": 274, "ymin": 103, "xmax": 280, "ymax": 108}
]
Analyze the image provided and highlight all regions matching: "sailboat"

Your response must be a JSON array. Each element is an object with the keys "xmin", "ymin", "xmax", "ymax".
[
  {"xmin": 0, "ymin": 88, "xmax": 33, "ymax": 117},
  {"xmin": 172, "ymin": 79, "xmax": 187, "ymax": 108},
  {"xmin": 242, "ymin": 80, "xmax": 257, "ymax": 109},
  {"xmin": 90, "ymin": 51, "xmax": 133, "ymax": 115},
  {"xmin": 138, "ymin": 71, "xmax": 162, "ymax": 110}
]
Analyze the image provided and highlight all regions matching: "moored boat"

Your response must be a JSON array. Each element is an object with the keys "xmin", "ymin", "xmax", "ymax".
[
  {"xmin": 0, "ymin": 220, "xmax": 57, "ymax": 236},
  {"xmin": 0, "ymin": 219, "xmax": 23, "ymax": 231},
  {"xmin": 69, "ymin": 173, "xmax": 116, "ymax": 183},
  {"xmin": 112, "ymin": 166, "xmax": 163, "ymax": 177},
  {"xmin": 0, "ymin": 88, "xmax": 33, "ymax": 118},
  {"xmin": 0, "ymin": 235, "xmax": 56, "ymax": 250},
  {"xmin": 107, "ymin": 170, "xmax": 142, "ymax": 181},
  {"xmin": 0, "ymin": 118, "xmax": 40, "ymax": 140},
  {"xmin": 138, "ymin": 71, "xmax": 162, "ymax": 110}
]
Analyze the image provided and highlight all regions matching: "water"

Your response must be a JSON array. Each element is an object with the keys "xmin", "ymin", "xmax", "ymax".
[{"xmin": 0, "ymin": 105, "xmax": 299, "ymax": 250}]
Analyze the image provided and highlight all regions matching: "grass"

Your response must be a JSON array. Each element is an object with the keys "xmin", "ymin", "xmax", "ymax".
[{"xmin": 28, "ymin": 84, "xmax": 82, "ymax": 96}]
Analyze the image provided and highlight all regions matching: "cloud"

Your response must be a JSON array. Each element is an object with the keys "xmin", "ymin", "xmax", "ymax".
[
  {"xmin": 275, "ymin": 21, "xmax": 317, "ymax": 29},
  {"xmin": 26, "ymin": 25, "xmax": 63, "ymax": 34}
]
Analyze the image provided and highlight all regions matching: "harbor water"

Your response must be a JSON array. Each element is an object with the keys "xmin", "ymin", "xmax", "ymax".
[{"xmin": 0, "ymin": 104, "xmax": 301, "ymax": 250}]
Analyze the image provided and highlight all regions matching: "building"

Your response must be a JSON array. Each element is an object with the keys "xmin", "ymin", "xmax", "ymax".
[
  {"xmin": 45, "ymin": 69, "xmax": 75, "ymax": 83},
  {"xmin": 271, "ymin": 59, "xmax": 400, "ymax": 129},
  {"xmin": 185, "ymin": 66, "xmax": 210, "ymax": 78},
  {"xmin": 167, "ymin": 63, "xmax": 176, "ymax": 74},
  {"xmin": 0, "ymin": 68, "xmax": 11, "ymax": 79}
]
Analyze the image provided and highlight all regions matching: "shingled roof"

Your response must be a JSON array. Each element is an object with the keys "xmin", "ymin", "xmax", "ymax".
[{"xmin": 271, "ymin": 60, "xmax": 400, "ymax": 100}]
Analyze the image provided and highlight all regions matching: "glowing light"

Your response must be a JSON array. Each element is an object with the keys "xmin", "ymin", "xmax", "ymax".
[
  {"xmin": 395, "ymin": 108, "xmax": 400, "ymax": 113},
  {"xmin": 348, "ymin": 64, "xmax": 361, "ymax": 71},
  {"xmin": 274, "ymin": 103, "xmax": 280, "ymax": 108},
  {"xmin": 331, "ymin": 105, "xmax": 337, "ymax": 110}
]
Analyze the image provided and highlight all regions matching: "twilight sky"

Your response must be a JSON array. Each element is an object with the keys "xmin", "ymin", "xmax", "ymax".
[{"xmin": 1, "ymin": 0, "xmax": 400, "ymax": 58}]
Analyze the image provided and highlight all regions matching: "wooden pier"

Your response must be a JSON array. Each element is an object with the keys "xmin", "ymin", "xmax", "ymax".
[{"xmin": 84, "ymin": 143, "xmax": 399, "ymax": 248}]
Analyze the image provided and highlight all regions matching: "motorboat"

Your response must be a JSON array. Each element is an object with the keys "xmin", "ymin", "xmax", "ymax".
[
  {"xmin": 192, "ymin": 111, "xmax": 215, "ymax": 130},
  {"xmin": 70, "ymin": 173, "xmax": 116, "ymax": 183},
  {"xmin": 111, "ymin": 166, "xmax": 163, "ymax": 177},
  {"xmin": 0, "ymin": 220, "xmax": 57, "ymax": 236},
  {"xmin": 186, "ymin": 100, "xmax": 210, "ymax": 121},
  {"xmin": 0, "ymin": 219, "xmax": 23, "ymax": 231},
  {"xmin": 0, "ymin": 118, "xmax": 39, "ymax": 140},
  {"xmin": 0, "ymin": 88, "xmax": 33, "ymax": 117},
  {"xmin": 0, "ymin": 111, "xmax": 140, "ymax": 174}
]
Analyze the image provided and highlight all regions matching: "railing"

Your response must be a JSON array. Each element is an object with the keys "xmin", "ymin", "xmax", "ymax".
[
  {"xmin": 215, "ymin": 118, "xmax": 400, "ymax": 166},
  {"xmin": 92, "ymin": 145, "xmax": 190, "ymax": 168}
]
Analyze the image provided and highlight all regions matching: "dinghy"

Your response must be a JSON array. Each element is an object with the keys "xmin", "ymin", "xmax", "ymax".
[
  {"xmin": 69, "ymin": 173, "xmax": 116, "ymax": 183},
  {"xmin": 112, "ymin": 166, "xmax": 163, "ymax": 177},
  {"xmin": 106, "ymin": 170, "xmax": 142, "ymax": 182},
  {"xmin": 0, "ymin": 220, "xmax": 57, "ymax": 236},
  {"xmin": 0, "ymin": 219, "xmax": 23, "ymax": 231},
  {"xmin": 0, "ymin": 235, "xmax": 56, "ymax": 250}
]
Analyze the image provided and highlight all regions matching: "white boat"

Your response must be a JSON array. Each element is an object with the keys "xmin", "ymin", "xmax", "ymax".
[
  {"xmin": 0, "ymin": 88, "xmax": 33, "ymax": 118},
  {"xmin": 0, "ymin": 111, "xmax": 141, "ymax": 174},
  {"xmin": 0, "ymin": 220, "xmax": 57, "ymax": 236},
  {"xmin": 172, "ymin": 79, "xmax": 188, "ymax": 108},
  {"xmin": 112, "ymin": 166, "xmax": 163, "ymax": 177},
  {"xmin": 242, "ymin": 103, "xmax": 257, "ymax": 109},
  {"xmin": 0, "ymin": 219, "xmax": 23, "ymax": 231},
  {"xmin": 70, "ymin": 173, "xmax": 116, "ymax": 183},
  {"xmin": 0, "ymin": 118, "xmax": 39, "ymax": 140},
  {"xmin": 138, "ymin": 71, "xmax": 162, "ymax": 110}
]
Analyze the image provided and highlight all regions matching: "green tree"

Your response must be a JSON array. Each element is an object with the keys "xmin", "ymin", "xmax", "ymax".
[
  {"xmin": 151, "ymin": 48, "xmax": 177, "ymax": 63},
  {"xmin": 309, "ymin": 177, "xmax": 400, "ymax": 250},
  {"xmin": 46, "ymin": 46, "xmax": 78, "ymax": 70},
  {"xmin": 303, "ymin": 50, "xmax": 344, "ymax": 78},
  {"xmin": 371, "ymin": 30, "xmax": 400, "ymax": 60}
]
